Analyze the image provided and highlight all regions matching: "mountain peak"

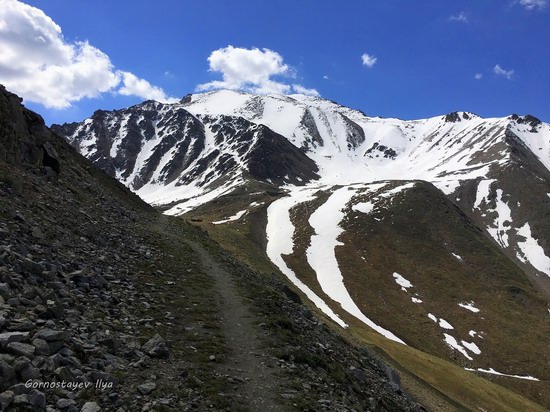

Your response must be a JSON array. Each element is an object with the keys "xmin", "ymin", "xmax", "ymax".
[
  {"xmin": 444, "ymin": 111, "xmax": 479, "ymax": 122},
  {"xmin": 509, "ymin": 113, "xmax": 542, "ymax": 128},
  {"xmin": 52, "ymin": 91, "xmax": 550, "ymax": 214}
]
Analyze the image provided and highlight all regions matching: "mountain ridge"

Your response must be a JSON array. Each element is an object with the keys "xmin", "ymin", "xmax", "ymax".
[
  {"xmin": 51, "ymin": 88, "xmax": 550, "ymax": 409},
  {"xmin": 51, "ymin": 90, "xmax": 550, "ymax": 291}
]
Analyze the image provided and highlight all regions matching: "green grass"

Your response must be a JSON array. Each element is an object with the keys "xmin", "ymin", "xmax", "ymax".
[
  {"xmin": 350, "ymin": 324, "xmax": 547, "ymax": 412},
  {"xmin": 182, "ymin": 185, "xmax": 550, "ymax": 411}
]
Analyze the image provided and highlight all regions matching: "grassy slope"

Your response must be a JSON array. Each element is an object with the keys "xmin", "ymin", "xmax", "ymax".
[
  {"xmin": 334, "ymin": 182, "xmax": 549, "ymax": 407},
  {"xmin": 184, "ymin": 183, "xmax": 549, "ymax": 411}
]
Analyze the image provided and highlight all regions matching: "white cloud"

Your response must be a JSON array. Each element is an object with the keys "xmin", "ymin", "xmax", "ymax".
[
  {"xmin": 493, "ymin": 64, "xmax": 514, "ymax": 79},
  {"xmin": 517, "ymin": 0, "xmax": 547, "ymax": 10},
  {"xmin": 449, "ymin": 12, "xmax": 469, "ymax": 23},
  {"xmin": 119, "ymin": 72, "xmax": 178, "ymax": 102},
  {"xmin": 361, "ymin": 53, "xmax": 377, "ymax": 68},
  {"xmin": 0, "ymin": 0, "xmax": 176, "ymax": 108},
  {"xmin": 323, "ymin": 75, "xmax": 329, "ymax": 80},
  {"xmin": 474, "ymin": 73, "xmax": 483, "ymax": 80},
  {"xmin": 196, "ymin": 45, "xmax": 318, "ymax": 96},
  {"xmin": 292, "ymin": 84, "xmax": 320, "ymax": 97}
]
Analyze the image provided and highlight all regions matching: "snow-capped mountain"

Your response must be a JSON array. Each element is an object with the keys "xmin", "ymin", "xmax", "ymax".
[
  {"xmin": 54, "ymin": 90, "xmax": 550, "ymax": 205},
  {"xmin": 53, "ymin": 90, "xmax": 550, "ymax": 406},
  {"xmin": 52, "ymin": 89, "xmax": 550, "ymax": 284}
]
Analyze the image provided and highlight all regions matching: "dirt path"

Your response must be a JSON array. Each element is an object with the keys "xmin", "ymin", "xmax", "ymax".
[{"xmin": 186, "ymin": 240, "xmax": 282, "ymax": 411}]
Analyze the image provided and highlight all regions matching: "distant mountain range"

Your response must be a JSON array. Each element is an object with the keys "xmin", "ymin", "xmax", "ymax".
[{"xmin": 53, "ymin": 89, "xmax": 550, "ymax": 408}]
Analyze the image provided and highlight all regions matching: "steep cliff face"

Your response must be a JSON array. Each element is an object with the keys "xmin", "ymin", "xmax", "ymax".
[{"xmin": 0, "ymin": 86, "xmax": 60, "ymax": 172}]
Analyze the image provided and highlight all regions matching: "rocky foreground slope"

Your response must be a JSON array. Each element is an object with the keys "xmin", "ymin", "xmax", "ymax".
[{"xmin": 0, "ymin": 86, "xmax": 428, "ymax": 410}]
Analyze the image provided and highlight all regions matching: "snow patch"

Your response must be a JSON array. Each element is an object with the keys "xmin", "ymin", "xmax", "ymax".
[
  {"xmin": 474, "ymin": 179, "xmax": 495, "ymax": 209},
  {"xmin": 459, "ymin": 301, "xmax": 480, "ymax": 313},
  {"xmin": 486, "ymin": 189, "xmax": 513, "ymax": 248},
  {"xmin": 428, "ymin": 313, "xmax": 454, "ymax": 330},
  {"xmin": 352, "ymin": 202, "xmax": 375, "ymax": 214},
  {"xmin": 438, "ymin": 318, "xmax": 454, "ymax": 330},
  {"xmin": 474, "ymin": 183, "xmax": 513, "ymax": 248},
  {"xmin": 411, "ymin": 297, "xmax": 423, "ymax": 304},
  {"xmin": 444, "ymin": 334, "xmax": 473, "ymax": 360},
  {"xmin": 461, "ymin": 340, "xmax": 481, "ymax": 355},
  {"xmin": 160, "ymin": 177, "xmax": 244, "ymax": 216},
  {"xmin": 465, "ymin": 368, "xmax": 539, "ymax": 381},
  {"xmin": 516, "ymin": 223, "xmax": 550, "ymax": 277},
  {"xmin": 393, "ymin": 272, "xmax": 413, "ymax": 291},
  {"xmin": 451, "ymin": 253, "xmax": 463, "ymax": 261},
  {"xmin": 212, "ymin": 210, "xmax": 247, "ymax": 225}
]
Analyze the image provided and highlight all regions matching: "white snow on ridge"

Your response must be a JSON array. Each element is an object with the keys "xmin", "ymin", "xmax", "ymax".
[
  {"xmin": 465, "ymin": 367, "xmax": 539, "ymax": 381},
  {"xmin": 182, "ymin": 90, "xmax": 509, "ymax": 193},
  {"xmin": 516, "ymin": 223, "xmax": 550, "ymax": 277},
  {"xmin": 90, "ymin": 91, "xmax": 528, "ymax": 221},
  {"xmin": 306, "ymin": 186, "xmax": 405, "ymax": 344},
  {"xmin": 377, "ymin": 183, "xmax": 416, "ymax": 200},
  {"xmin": 511, "ymin": 121, "xmax": 550, "ymax": 173},
  {"xmin": 110, "ymin": 115, "xmax": 129, "ymax": 158},
  {"xmin": 393, "ymin": 273, "xmax": 413, "ymax": 291},
  {"xmin": 212, "ymin": 210, "xmax": 247, "ymax": 225},
  {"xmin": 73, "ymin": 91, "xmax": 550, "ymax": 225},
  {"xmin": 265, "ymin": 188, "xmax": 347, "ymax": 327}
]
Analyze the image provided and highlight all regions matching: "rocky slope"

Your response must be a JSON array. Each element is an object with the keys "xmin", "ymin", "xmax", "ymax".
[{"xmin": 0, "ymin": 86, "xmax": 430, "ymax": 410}]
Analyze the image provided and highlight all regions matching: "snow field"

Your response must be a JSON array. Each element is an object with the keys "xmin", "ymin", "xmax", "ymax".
[
  {"xmin": 212, "ymin": 210, "xmax": 247, "ymax": 225},
  {"xmin": 265, "ymin": 188, "xmax": 347, "ymax": 327},
  {"xmin": 306, "ymin": 185, "xmax": 405, "ymax": 343}
]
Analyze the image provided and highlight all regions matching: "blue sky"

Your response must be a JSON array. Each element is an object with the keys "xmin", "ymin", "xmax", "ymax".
[{"xmin": 1, "ymin": 0, "xmax": 549, "ymax": 125}]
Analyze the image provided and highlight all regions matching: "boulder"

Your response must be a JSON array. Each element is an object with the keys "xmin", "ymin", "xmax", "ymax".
[{"xmin": 141, "ymin": 334, "xmax": 169, "ymax": 358}]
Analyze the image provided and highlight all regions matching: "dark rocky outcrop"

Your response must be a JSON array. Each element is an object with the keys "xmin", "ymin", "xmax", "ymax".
[{"xmin": 246, "ymin": 125, "xmax": 319, "ymax": 185}]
